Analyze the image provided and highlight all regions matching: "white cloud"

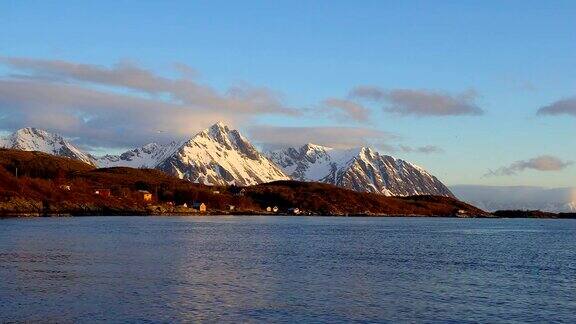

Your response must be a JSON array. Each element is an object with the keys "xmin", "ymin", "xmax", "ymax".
[
  {"xmin": 350, "ymin": 86, "xmax": 483, "ymax": 116},
  {"xmin": 0, "ymin": 56, "xmax": 300, "ymax": 149},
  {"xmin": 321, "ymin": 98, "xmax": 371, "ymax": 122},
  {"xmin": 248, "ymin": 125, "xmax": 398, "ymax": 150},
  {"xmin": 485, "ymin": 155, "xmax": 573, "ymax": 177}
]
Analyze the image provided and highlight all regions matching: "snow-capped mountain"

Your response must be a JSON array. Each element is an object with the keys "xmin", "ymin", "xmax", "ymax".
[
  {"xmin": 0, "ymin": 127, "xmax": 97, "ymax": 166},
  {"xmin": 155, "ymin": 122, "xmax": 289, "ymax": 185},
  {"xmin": 98, "ymin": 122, "xmax": 289, "ymax": 185},
  {"xmin": 451, "ymin": 185, "xmax": 576, "ymax": 212},
  {"xmin": 0, "ymin": 124, "xmax": 288, "ymax": 186},
  {"xmin": 0, "ymin": 124, "xmax": 453, "ymax": 195},
  {"xmin": 268, "ymin": 143, "xmax": 454, "ymax": 197}
]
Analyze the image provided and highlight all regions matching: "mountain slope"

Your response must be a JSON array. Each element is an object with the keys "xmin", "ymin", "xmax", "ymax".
[
  {"xmin": 0, "ymin": 128, "xmax": 97, "ymax": 166},
  {"xmin": 156, "ymin": 122, "xmax": 289, "ymax": 185},
  {"xmin": 0, "ymin": 125, "xmax": 452, "ymax": 194},
  {"xmin": 268, "ymin": 143, "xmax": 454, "ymax": 197},
  {"xmin": 97, "ymin": 141, "xmax": 183, "ymax": 168}
]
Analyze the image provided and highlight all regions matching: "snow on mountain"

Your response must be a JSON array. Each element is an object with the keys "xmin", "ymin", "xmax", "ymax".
[
  {"xmin": 268, "ymin": 143, "xmax": 454, "ymax": 197},
  {"xmin": 0, "ymin": 124, "xmax": 288, "ymax": 186},
  {"xmin": 0, "ymin": 127, "xmax": 97, "ymax": 166},
  {"xmin": 0, "ymin": 125, "xmax": 453, "ymax": 194},
  {"xmin": 97, "ymin": 141, "xmax": 183, "ymax": 169},
  {"xmin": 451, "ymin": 185, "xmax": 576, "ymax": 212},
  {"xmin": 156, "ymin": 122, "xmax": 289, "ymax": 185}
]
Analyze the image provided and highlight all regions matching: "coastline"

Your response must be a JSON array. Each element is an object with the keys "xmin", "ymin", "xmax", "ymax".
[{"xmin": 2, "ymin": 210, "xmax": 574, "ymax": 219}]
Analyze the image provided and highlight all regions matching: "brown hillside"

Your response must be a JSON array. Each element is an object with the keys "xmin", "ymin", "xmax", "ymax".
[
  {"xmin": 0, "ymin": 149, "xmax": 94, "ymax": 178},
  {"xmin": 0, "ymin": 149, "xmax": 487, "ymax": 217},
  {"xmin": 249, "ymin": 181, "xmax": 486, "ymax": 216}
]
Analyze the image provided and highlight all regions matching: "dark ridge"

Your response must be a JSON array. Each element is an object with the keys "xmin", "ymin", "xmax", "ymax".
[{"xmin": 493, "ymin": 210, "xmax": 576, "ymax": 219}]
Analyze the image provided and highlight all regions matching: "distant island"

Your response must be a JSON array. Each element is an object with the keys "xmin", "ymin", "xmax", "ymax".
[{"xmin": 491, "ymin": 210, "xmax": 576, "ymax": 219}]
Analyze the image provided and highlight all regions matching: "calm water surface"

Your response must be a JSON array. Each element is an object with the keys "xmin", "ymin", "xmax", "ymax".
[{"xmin": 1, "ymin": 216, "xmax": 575, "ymax": 323}]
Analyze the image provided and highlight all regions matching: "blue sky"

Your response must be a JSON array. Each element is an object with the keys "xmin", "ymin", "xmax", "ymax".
[{"xmin": 1, "ymin": 0, "xmax": 575, "ymax": 187}]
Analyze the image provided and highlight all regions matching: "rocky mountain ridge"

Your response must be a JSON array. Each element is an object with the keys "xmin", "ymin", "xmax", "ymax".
[
  {"xmin": 0, "ymin": 124, "xmax": 452, "ymax": 196},
  {"xmin": 267, "ymin": 143, "xmax": 454, "ymax": 197}
]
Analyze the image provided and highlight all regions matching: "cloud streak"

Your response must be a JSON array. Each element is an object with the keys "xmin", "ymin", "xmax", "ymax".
[
  {"xmin": 248, "ymin": 125, "xmax": 399, "ymax": 150},
  {"xmin": 0, "ymin": 56, "xmax": 300, "ymax": 149},
  {"xmin": 398, "ymin": 145, "xmax": 444, "ymax": 154},
  {"xmin": 485, "ymin": 155, "xmax": 573, "ymax": 177},
  {"xmin": 321, "ymin": 98, "xmax": 371, "ymax": 122},
  {"xmin": 378, "ymin": 144, "xmax": 444, "ymax": 155},
  {"xmin": 537, "ymin": 96, "xmax": 576, "ymax": 117},
  {"xmin": 350, "ymin": 86, "xmax": 483, "ymax": 116},
  {"xmin": 0, "ymin": 56, "xmax": 298, "ymax": 115}
]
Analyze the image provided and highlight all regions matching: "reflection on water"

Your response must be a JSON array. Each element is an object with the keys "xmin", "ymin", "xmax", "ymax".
[{"xmin": 1, "ymin": 216, "xmax": 576, "ymax": 322}]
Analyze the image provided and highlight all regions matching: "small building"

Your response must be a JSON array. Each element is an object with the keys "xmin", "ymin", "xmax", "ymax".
[
  {"xmin": 94, "ymin": 189, "xmax": 111, "ymax": 198},
  {"xmin": 266, "ymin": 206, "xmax": 272, "ymax": 212},
  {"xmin": 229, "ymin": 205, "xmax": 236, "ymax": 211},
  {"xmin": 136, "ymin": 190, "xmax": 153, "ymax": 202},
  {"xmin": 192, "ymin": 201, "xmax": 207, "ymax": 213},
  {"xmin": 180, "ymin": 203, "xmax": 188, "ymax": 208},
  {"xmin": 288, "ymin": 208, "xmax": 300, "ymax": 215},
  {"xmin": 59, "ymin": 184, "xmax": 71, "ymax": 191},
  {"xmin": 212, "ymin": 190, "xmax": 220, "ymax": 195},
  {"xmin": 272, "ymin": 206, "xmax": 279, "ymax": 213},
  {"xmin": 456, "ymin": 209, "xmax": 468, "ymax": 217}
]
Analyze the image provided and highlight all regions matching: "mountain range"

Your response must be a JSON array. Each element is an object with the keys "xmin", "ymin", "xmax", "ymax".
[
  {"xmin": 0, "ymin": 122, "xmax": 453, "ymax": 196},
  {"xmin": 267, "ymin": 143, "xmax": 454, "ymax": 197},
  {"xmin": 451, "ymin": 185, "xmax": 576, "ymax": 213}
]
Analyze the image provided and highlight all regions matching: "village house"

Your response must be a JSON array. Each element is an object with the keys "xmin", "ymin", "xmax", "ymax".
[
  {"xmin": 136, "ymin": 190, "xmax": 153, "ymax": 203},
  {"xmin": 288, "ymin": 207, "xmax": 300, "ymax": 215},
  {"xmin": 94, "ymin": 189, "xmax": 111, "ymax": 198},
  {"xmin": 59, "ymin": 184, "xmax": 71, "ymax": 191},
  {"xmin": 192, "ymin": 201, "xmax": 207, "ymax": 213}
]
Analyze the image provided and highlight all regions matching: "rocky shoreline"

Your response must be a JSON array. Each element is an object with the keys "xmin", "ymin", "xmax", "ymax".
[{"xmin": 4, "ymin": 206, "xmax": 573, "ymax": 219}]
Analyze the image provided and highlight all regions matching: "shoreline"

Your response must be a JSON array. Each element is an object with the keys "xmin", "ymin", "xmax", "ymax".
[{"xmin": 2, "ymin": 211, "xmax": 575, "ymax": 219}]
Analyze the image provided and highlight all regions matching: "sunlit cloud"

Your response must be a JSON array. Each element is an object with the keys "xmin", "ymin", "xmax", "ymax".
[
  {"xmin": 320, "ymin": 98, "xmax": 371, "ymax": 122},
  {"xmin": 350, "ymin": 86, "xmax": 483, "ymax": 116},
  {"xmin": 485, "ymin": 155, "xmax": 573, "ymax": 177},
  {"xmin": 248, "ymin": 125, "xmax": 399, "ymax": 150},
  {"xmin": 0, "ymin": 56, "xmax": 300, "ymax": 149}
]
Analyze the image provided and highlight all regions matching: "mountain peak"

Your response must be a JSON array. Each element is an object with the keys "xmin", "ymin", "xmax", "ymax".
[
  {"xmin": 14, "ymin": 127, "xmax": 56, "ymax": 138},
  {"xmin": 359, "ymin": 146, "xmax": 375, "ymax": 156},
  {"xmin": 1, "ymin": 127, "xmax": 96, "ymax": 166},
  {"xmin": 208, "ymin": 121, "xmax": 231, "ymax": 133},
  {"xmin": 156, "ymin": 122, "xmax": 288, "ymax": 186},
  {"xmin": 302, "ymin": 143, "xmax": 331, "ymax": 151}
]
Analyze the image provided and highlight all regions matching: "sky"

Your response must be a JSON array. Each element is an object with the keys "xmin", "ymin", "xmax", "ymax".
[{"xmin": 0, "ymin": 0, "xmax": 575, "ymax": 187}]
